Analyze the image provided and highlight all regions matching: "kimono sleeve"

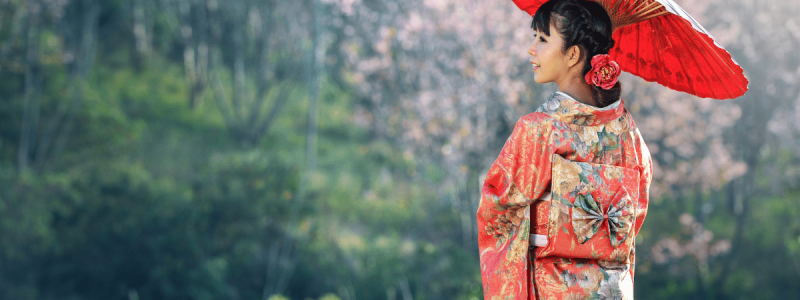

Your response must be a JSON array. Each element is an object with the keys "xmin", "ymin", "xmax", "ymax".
[
  {"xmin": 480, "ymin": 115, "xmax": 555, "ymax": 209},
  {"xmin": 630, "ymin": 128, "xmax": 653, "ymax": 281},
  {"xmin": 476, "ymin": 115, "xmax": 554, "ymax": 300},
  {"xmin": 633, "ymin": 129, "xmax": 653, "ymax": 236}
]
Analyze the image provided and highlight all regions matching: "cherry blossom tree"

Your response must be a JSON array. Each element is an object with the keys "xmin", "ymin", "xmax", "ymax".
[{"xmin": 329, "ymin": 0, "xmax": 546, "ymax": 255}]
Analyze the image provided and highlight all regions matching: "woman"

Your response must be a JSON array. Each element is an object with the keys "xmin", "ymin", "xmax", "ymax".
[{"xmin": 476, "ymin": 0, "xmax": 653, "ymax": 299}]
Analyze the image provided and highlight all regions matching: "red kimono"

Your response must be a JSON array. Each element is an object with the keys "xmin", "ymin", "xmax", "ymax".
[{"xmin": 477, "ymin": 92, "xmax": 653, "ymax": 300}]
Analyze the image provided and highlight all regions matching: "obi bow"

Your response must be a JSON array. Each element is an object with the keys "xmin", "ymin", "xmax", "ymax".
[{"xmin": 571, "ymin": 187, "xmax": 634, "ymax": 248}]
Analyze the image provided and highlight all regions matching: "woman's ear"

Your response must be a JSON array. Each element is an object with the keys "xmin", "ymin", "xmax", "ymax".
[{"xmin": 566, "ymin": 45, "xmax": 582, "ymax": 68}]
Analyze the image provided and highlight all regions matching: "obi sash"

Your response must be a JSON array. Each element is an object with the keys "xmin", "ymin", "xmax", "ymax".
[{"xmin": 531, "ymin": 154, "xmax": 641, "ymax": 263}]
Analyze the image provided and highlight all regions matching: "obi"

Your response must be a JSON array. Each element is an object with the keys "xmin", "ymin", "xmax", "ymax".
[{"xmin": 531, "ymin": 154, "xmax": 642, "ymax": 263}]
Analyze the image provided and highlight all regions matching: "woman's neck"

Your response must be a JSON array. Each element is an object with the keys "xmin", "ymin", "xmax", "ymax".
[{"xmin": 558, "ymin": 80, "xmax": 596, "ymax": 106}]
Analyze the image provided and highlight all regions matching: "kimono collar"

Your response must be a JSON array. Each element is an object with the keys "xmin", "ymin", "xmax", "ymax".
[{"xmin": 536, "ymin": 92, "xmax": 625, "ymax": 126}]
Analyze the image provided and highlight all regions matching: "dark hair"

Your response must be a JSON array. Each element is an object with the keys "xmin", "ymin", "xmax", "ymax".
[{"xmin": 531, "ymin": 0, "xmax": 621, "ymax": 107}]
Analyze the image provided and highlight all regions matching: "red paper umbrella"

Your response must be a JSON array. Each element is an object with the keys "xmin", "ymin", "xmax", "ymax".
[{"xmin": 513, "ymin": 0, "xmax": 749, "ymax": 100}]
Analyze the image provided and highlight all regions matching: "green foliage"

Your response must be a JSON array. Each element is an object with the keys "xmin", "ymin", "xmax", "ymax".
[
  {"xmin": 634, "ymin": 181, "xmax": 800, "ymax": 299},
  {"xmin": 0, "ymin": 18, "xmax": 478, "ymax": 298},
  {"xmin": 318, "ymin": 293, "xmax": 342, "ymax": 300}
]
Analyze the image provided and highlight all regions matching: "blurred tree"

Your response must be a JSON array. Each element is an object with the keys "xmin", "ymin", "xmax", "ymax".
[
  {"xmin": 13, "ymin": 0, "xmax": 101, "ymax": 175},
  {"xmin": 205, "ymin": 0, "xmax": 297, "ymax": 146},
  {"xmin": 329, "ymin": 0, "xmax": 542, "ymax": 259},
  {"xmin": 708, "ymin": 0, "xmax": 800, "ymax": 295}
]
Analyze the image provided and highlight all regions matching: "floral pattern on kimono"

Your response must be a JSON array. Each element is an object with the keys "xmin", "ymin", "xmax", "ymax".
[{"xmin": 477, "ymin": 92, "xmax": 653, "ymax": 300}]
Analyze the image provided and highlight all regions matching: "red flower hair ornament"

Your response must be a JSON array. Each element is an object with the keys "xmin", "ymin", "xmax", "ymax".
[{"xmin": 585, "ymin": 54, "xmax": 621, "ymax": 90}]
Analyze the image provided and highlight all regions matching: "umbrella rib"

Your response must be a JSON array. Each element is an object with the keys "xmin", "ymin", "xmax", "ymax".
[
  {"xmin": 637, "ymin": 2, "xmax": 665, "ymax": 18},
  {"xmin": 688, "ymin": 24, "xmax": 719, "ymax": 98},
  {"xmin": 692, "ymin": 25, "xmax": 732, "ymax": 98},
  {"xmin": 626, "ymin": 22, "xmax": 639, "ymax": 76},
  {"xmin": 650, "ymin": 18, "xmax": 666, "ymax": 83},
  {"xmin": 605, "ymin": 0, "xmax": 666, "ymax": 31},
  {"xmin": 702, "ymin": 32, "xmax": 747, "ymax": 98},
  {"xmin": 680, "ymin": 15, "xmax": 739, "ymax": 98},
  {"xmin": 635, "ymin": 20, "xmax": 643, "ymax": 77},
  {"xmin": 649, "ymin": 20, "xmax": 672, "ymax": 86},
  {"xmin": 660, "ymin": 16, "xmax": 693, "ymax": 96},
  {"xmin": 669, "ymin": 15, "xmax": 713, "ymax": 97}
]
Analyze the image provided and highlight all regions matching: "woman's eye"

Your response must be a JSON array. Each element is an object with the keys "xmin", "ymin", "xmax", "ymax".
[{"xmin": 539, "ymin": 36, "xmax": 546, "ymax": 42}]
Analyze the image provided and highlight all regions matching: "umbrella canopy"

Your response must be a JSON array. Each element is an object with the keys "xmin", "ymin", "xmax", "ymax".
[{"xmin": 513, "ymin": 0, "xmax": 749, "ymax": 100}]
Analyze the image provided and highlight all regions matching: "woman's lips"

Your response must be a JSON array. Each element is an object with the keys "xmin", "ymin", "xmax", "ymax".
[{"xmin": 530, "ymin": 61, "xmax": 540, "ymax": 70}]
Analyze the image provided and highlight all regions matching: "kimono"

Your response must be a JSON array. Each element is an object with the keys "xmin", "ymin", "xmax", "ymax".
[{"xmin": 477, "ymin": 92, "xmax": 653, "ymax": 300}]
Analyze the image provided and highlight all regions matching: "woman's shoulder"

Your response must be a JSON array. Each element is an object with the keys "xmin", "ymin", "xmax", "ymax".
[
  {"xmin": 513, "ymin": 92, "xmax": 574, "ymax": 131},
  {"xmin": 514, "ymin": 112, "xmax": 560, "ymax": 132}
]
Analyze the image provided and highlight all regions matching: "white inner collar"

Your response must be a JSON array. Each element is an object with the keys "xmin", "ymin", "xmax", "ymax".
[{"xmin": 555, "ymin": 91, "xmax": 621, "ymax": 111}]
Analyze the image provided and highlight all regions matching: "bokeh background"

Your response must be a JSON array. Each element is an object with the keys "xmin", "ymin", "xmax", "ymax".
[{"xmin": 1, "ymin": 0, "xmax": 799, "ymax": 299}]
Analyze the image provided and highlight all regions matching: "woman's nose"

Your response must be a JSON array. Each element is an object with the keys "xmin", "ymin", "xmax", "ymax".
[{"xmin": 527, "ymin": 42, "xmax": 537, "ymax": 56}]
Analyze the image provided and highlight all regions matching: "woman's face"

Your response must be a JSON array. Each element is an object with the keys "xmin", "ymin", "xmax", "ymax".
[{"xmin": 528, "ymin": 22, "xmax": 571, "ymax": 85}]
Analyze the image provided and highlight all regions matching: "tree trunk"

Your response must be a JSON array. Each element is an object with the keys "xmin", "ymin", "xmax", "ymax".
[
  {"xmin": 306, "ymin": 0, "xmax": 322, "ymax": 172},
  {"xmin": 36, "ymin": 0, "xmax": 100, "ymax": 173},
  {"xmin": 18, "ymin": 4, "xmax": 40, "ymax": 175},
  {"xmin": 132, "ymin": 0, "xmax": 152, "ymax": 69}
]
